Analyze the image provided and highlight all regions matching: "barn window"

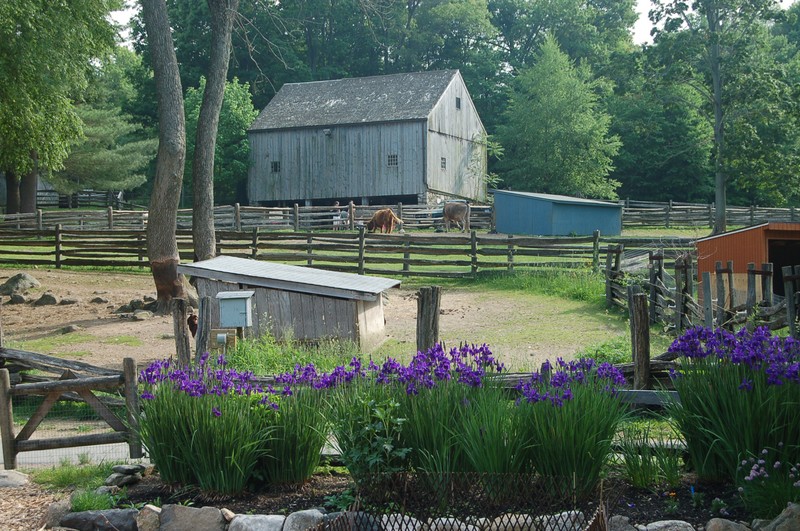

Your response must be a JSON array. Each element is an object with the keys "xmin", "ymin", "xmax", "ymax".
[
  {"xmin": 271, "ymin": 161, "xmax": 281, "ymax": 173},
  {"xmin": 387, "ymin": 154, "xmax": 398, "ymax": 167},
  {"xmin": 441, "ymin": 157, "xmax": 447, "ymax": 170},
  {"xmin": 456, "ymin": 97, "xmax": 461, "ymax": 110}
]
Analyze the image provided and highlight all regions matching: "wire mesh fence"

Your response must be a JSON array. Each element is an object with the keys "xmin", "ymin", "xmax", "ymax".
[{"xmin": 312, "ymin": 472, "xmax": 619, "ymax": 531}]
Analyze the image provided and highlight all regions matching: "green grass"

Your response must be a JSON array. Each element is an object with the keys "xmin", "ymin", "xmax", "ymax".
[
  {"xmin": 27, "ymin": 459, "xmax": 119, "ymax": 490},
  {"xmin": 577, "ymin": 331, "xmax": 675, "ymax": 366},
  {"xmin": 14, "ymin": 333, "xmax": 95, "ymax": 353}
]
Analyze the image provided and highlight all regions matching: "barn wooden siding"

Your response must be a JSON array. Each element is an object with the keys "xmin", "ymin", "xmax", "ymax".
[
  {"xmin": 696, "ymin": 222, "xmax": 800, "ymax": 299},
  {"xmin": 249, "ymin": 121, "xmax": 426, "ymax": 204},
  {"xmin": 426, "ymin": 72, "xmax": 487, "ymax": 202}
]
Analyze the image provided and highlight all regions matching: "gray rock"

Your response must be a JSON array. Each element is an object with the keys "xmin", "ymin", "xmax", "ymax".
[
  {"xmin": 60, "ymin": 509, "xmax": 138, "ymax": 531},
  {"xmin": 0, "ymin": 272, "xmax": 40, "ymax": 295},
  {"xmin": 91, "ymin": 296, "xmax": 110, "ymax": 304},
  {"xmin": 284, "ymin": 508, "xmax": 325, "ymax": 531},
  {"xmin": 159, "ymin": 505, "xmax": 226, "ymax": 531},
  {"xmin": 426, "ymin": 517, "xmax": 480, "ymax": 530},
  {"xmin": 762, "ymin": 502, "xmax": 800, "ymax": 531},
  {"xmin": 115, "ymin": 303, "xmax": 133, "ymax": 313},
  {"xmin": 641, "ymin": 521, "xmax": 695, "ymax": 531},
  {"xmin": 136, "ymin": 504, "xmax": 161, "ymax": 531},
  {"xmin": 705, "ymin": 518, "xmax": 749, "ymax": 531},
  {"xmin": 130, "ymin": 299, "xmax": 145, "ymax": 310},
  {"xmin": 229, "ymin": 514, "xmax": 287, "ymax": 531},
  {"xmin": 112, "ymin": 464, "xmax": 146, "ymax": 475},
  {"xmin": 751, "ymin": 519, "xmax": 772, "ymax": 530},
  {"xmin": 43, "ymin": 498, "xmax": 72, "ymax": 528},
  {"xmin": 535, "ymin": 510, "xmax": 585, "ymax": 531},
  {"xmin": 61, "ymin": 324, "xmax": 82, "ymax": 334},
  {"xmin": 132, "ymin": 309, "xmax": 154, "ymax": 320},
  {"xmin": 610, "ymin": 515, "xmax": 637, "ymax": 531},
  {"xmin": 381, "ymin": 513, "xmax": 423, "ymax": 531},
  {"xmin": 59, "ymin": 298, "xmax": 79, "ymax": 305},
  {"xmin": 104, "ymin": 472, "xmax": 141, "ymax": 487},
  {"xmin": 8, "ymin": 293, "xmax": 27, "ymax": 304},
  {"xmin": 94, "ymin": 485, "xmax": 120, "ymax": 496},
  {"xmin": 34, "ymin": 292, "xmax": 58, "ymax": 306},
  {"xmin": 0, "ymin": 469, "xmax": 29, "ymax": 487}
]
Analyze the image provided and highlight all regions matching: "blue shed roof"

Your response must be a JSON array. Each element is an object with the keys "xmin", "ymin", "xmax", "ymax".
[{"xmin": 492, "ymin": 190, "xmax": 621, "ymax": 208}]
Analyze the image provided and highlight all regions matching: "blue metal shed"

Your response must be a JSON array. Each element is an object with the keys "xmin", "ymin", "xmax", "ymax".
[{"xmin": 493, "ymin": 190, "xmax": 622, "ymax": 236}]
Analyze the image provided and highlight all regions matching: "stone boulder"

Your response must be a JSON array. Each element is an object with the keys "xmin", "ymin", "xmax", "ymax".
[
  {"xmin": 33, "ymin": 292, "xmax": 58, "ymax": 306},
  {"xmin": 762, "ymin": 503, "xmax": 800, "ymax": 531},
  {"xmin": 159, "ymin": 505, "xmax": 226, "ymax": 531},
  {"xmin": 283, "ymin": 508, "xmax": 325, "ymax": 531},
  {"xmin": 229, "ymin": 514, "xmax": 286, "ymax": 531},
  {"xmin": 0, "ymin": 273, "xmax": 40, "ymax": 295},
  {"xmin": 60, "ymin": 509, "xmax": 138, "ymax": 531}
]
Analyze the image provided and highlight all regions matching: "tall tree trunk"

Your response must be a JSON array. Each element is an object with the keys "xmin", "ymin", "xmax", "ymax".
[
  {"xmin": 20, "ymin": 154, "xmax": 38, "ymax": 213},
  {"xmin": 192, "ymin": 0, "xmax": 239, "ymax": 262},
  {"xmin": 708, "ymin": 5, "xmax": 726, "ymax": 235},
  {"xmin": 5, "ymin": 171, "xmax": 20, "ymax": 215},
  {"xmin": 141, "ymin": 0, "xmax": 187, "ymax": 311}
]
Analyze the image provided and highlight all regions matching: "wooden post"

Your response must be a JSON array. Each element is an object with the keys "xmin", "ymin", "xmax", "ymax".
[
  {"xmin": 726, "ymin": 260, "xmax": 735, "ymax": 310},
  {"xmin": 234, "ymin": 203, "xmax": 242, "ymax": 231},
  {"xmin": 137, "ymin": 233, "xmax": 145, "ymax": 268},
  {"xmin": 592, "ymin": 230, "xmax": 600, "ymax": 273},
  {"xmin": 630, "ymin": 292, "xmax": 651, "ymax": 390},
  {"xmin": 685, "ymin": 254, "xmax": 694, "ymax": 299},
  {"xmin": 55, "ymin": 224, "xmax": 62, "ymax": 269},
  {"xmin": 402, "ymin": 237, "xmax": 411, "ymax": 277},
  {"xmin": 0, "ymin": 296, "xmax": 3, "ymax": 348},
  {"xmin": 107, "ymin": 206, "xmax": 114, "ymax": 229},
  {"xmin": 293, "ymin": 203, "xmax": 300, "ymax": 232},
  {"xmin": 122, "ymin": 358, "xmax": 142, "ymax": 459},
  {"xmin": 702, "ymin": 271, "xmax": 713, "ymax": 329},
  {"xmin": 470, "ymin": 230, "xmax": 478, "ymax": 275},
  {"xmin": 195, "ymin": 296, "xmax": 211, "ymax": 361},
  {"xmin": 357, "ymin": 226, "xmax": 366, "ymax": 275},
  {"xmin": 791, "ymin": 206, "xmax": 796, "ymax": 222},
  {"xmin": 251, "ymin": 228, "xmax": 259, "ymax": 259},
  {"xmin": 750, "ymin": 204, "xmax": 755, "ymax": 224},
  {"xmin": 674, "ymin": 256, "xmax": 685, "ymax": 333},
  {"xmin": 306, "ymin": 234, "xmax": 313, "ymax": 266},
  {"xmin": 397, "ymin": 202, "xmax": 403, "ymax": 221},
  {"xmin": 783, "ymin": 265, "xmax": 798, "ymax": 339},
  {"xmin": 507, "ymin": 235, "xmax": 514, "ymax": 272},
  {"xmin": 36, "ymin": 209, "xmax": 43, "ymax": 230},
  {"xmin": 715, "ymin": 261, "xmax": 726, "ymax": 328},
  {"xmin": 172, "ymin": 299, "xmax": 192, "ymax": 367},
  {"xmin": 762, "ymin": 263, "xmax": 773, "ymax": 306},
  {"xmin": 416, "ymin": 286, "xmax": 442, "ymax": 353},
  {"xmin": 605, "ymin": 247, "xmax": 614, "ymax": 307},
  {"xmin": 349, "ymin": 202, "xmax": 355, "ymax": 231},
  {"xmin": 0, "ymin": 369, "xmax": 17, "ymax": 469},
  {"xmin": 746, "ymin": 262, "xmax": 756, "ymax": 328},
  {"xmin": 648, "ymin": 252, "xmax": 660, "ymax": 324}
]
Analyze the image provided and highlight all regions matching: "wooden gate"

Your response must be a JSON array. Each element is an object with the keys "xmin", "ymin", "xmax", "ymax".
[{"xmin": 0, "ymin": 356, "xmax": 141, "ymax": 469}]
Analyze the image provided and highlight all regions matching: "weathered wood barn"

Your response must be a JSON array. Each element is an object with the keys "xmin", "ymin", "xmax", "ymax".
[
  {"xmin": 247, "ymin": 70, "xmax": 487, "ymax": 207},
  {"xmin": 177, "ymin": 256, "xmax": 400, "ymax": 349}
]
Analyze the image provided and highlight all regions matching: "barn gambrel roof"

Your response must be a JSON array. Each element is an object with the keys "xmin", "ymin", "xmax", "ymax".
[{"xmin": 249, "ymin": 70, "xmax": 460, "ymax": 132}]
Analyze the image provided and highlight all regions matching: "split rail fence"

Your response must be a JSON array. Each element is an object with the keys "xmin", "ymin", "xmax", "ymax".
[{"xmin": 621, "ymin": 199, "xmax": 800, "ymax": 228}]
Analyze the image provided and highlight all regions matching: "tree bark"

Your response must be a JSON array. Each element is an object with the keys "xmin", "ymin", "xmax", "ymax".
[
  {"xmin": 141, "ymin": 0, "xmax": 187, "ymax": 311},
  {"xmin": 192, "ymin": 0, "xmax": 240, "ymax": 262},
  {"xmin": 20, "ymin": 155, "xmax": 38, "ymax": 214},
  {"xmin": 707, "ymin": 5, "xmax": 727, "ymax": 235},
  {"xmin": 4, "ymin": 171, "xmax": 20, "ymax": 215}
]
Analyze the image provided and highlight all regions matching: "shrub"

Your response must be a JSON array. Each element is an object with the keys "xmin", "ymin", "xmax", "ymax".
[
  {"xmin": 71, "ymin": 489, "xmax": 115, "ymax": 511},
  {"xmin": 738, "ymin": 445, "xmax": 800, "ymax": 519},
  {"xmin": 618, "ymin": 418, "xmax": 683, "ymax": 489},
  {"xmin": 667, "ymin": 326, "xmax": 800, "ymax": 482}
]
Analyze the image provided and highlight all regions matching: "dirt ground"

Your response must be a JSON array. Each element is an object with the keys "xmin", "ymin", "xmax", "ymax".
[{"xmin": 0, "ymin": 268, "xmax": 615, "ymax": 372}]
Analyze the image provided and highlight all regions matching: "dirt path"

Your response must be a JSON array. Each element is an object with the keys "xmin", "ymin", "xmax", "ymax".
[{"xmin": 0, "ymin": 268, "xmax": 626, "ymax": 372}]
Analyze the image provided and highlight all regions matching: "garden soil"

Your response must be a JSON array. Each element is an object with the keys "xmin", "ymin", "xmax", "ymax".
[{"xmin": 0, "ymin": 268, "xmax": 596, "ymax": 372}]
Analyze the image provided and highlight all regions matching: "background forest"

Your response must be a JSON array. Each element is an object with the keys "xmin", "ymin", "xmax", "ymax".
[{"xmin": 3, "ymin": 0, "xmax": 800, "ymax": 212}]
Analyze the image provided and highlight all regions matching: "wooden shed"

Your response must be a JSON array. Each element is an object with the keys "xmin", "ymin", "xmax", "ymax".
[
  {"xmin": 493, "ymin": 190, "xmax": 622, "ymax": 236},
  {"xmin": 247, "ymin": 70, "xmax": 487, "ymax": 207},
  {"xmin": 696, "ymin": 222, "xmax": 800, "ymax": 298},
  {"xmin": 177, "ymin": 256, "xmax": 400, "ymax": 349}
]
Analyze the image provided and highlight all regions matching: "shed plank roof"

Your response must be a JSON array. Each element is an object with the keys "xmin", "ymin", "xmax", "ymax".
[
  {"xmin": 492, "ymin": 190, "xmax": 621, "ymax": 208},
  {"xmin": 177, "ymin": 256, "xmax": 400, "ymax": 302},
  {"xmin": 249, "ymin": 70, "xmax": 458, "ymax": 131}
]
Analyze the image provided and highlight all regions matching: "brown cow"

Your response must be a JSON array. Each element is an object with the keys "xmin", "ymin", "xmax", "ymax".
[
  {"xmin": 367, "ymin": 208, "xmax": 403, "ymax": 233},
  {"xmin": 442, "ymin": 202, "xmax": 470, "ymax": 232}
]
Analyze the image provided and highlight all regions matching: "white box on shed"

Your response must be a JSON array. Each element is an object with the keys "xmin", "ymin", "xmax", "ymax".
[{"xmin": 216, "ymin": 290, "xmax": 255, "ymax": 328}]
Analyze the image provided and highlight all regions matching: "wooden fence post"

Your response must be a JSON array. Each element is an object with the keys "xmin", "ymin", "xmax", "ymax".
[
  {"xmin": 251, "ymin": 228, "xmax": 259, "ymax": 258},
  {"xmin": 293, "ymin": 203, "xmax": 300, "ymax": 232},
  {"xmin": 403, "ymin": 237, "xmax": 411, "ymax": 277},
  {"xmin": 648, "ymin": 252, "xmax": 661, "ymax": 324},
  {"xmin": 349, "ymin": 202, "xmax": 355, "ymax": 230},
  {"xmin": 783, "ymin": 265, "xmax": 798, "ymax": 339},
  {"xmin": 674, "ymin": 256, "xmax": 685, "ymax": 333},
  {"xmin": 592, "ymin": 230, "xmax": 600, "ymax": 273},
  {"xmin": 416, "ymin": 286, "xmax": 442, "ymax": 353},
  {"xmin": 122, "ymin": 357, "xmax": 142, "ymax": 459},
  {"xmin": 172, "ymin": 299, "xmax": 192, "ymax": 367},
  {"xmin": 702, "ymin": 271, "xmax": 713, "ymax": 329},
  {"xmin": 762, "ymin": 263, "xmax": 773, "ymax": 306},
  {"xmin": 750, "ymin": 204, "xmax": 755, "ymax": 224},
  {"xmin": 195, "ymin": 296, "xmax": 212, "ymax": 361},
  {"xmin": 357, "ymin": 226, "xmax": 366, "ymax": 275},
  {"xmin": 630, "ymin": 291, "xmax": 651, "ymax": 390},
  {"xmin": 715, "ymin": 261, "xmax": 726, "ymax": 328},
  {"xmin": 234, "ymin": 203, "xmax": 242, "ymax": 231},
  {"xmin": 55, "ymin": 224, "xmax": 63, "ymax": 269},
  {"xmin": 0, "ymin": 369, "xmax": 17, "ymax": 469},
  {"xmin": 36, "ymin": 209, "xmax": 43, "ymax": 230},
  {"xmin": 107, "ymin": 207, "xmax": 114, "ymax": 229},
  {"xmin": 605, "ymin": 247, "xmax": 614, "ymax": 307},
  {"xmin": 507, "ymin": 235, "xmax": 515, "ymax": 272},
  {"xmin": 470, "ymin": 230, "xmax": 478, "ymax": 275},
  {"xmin": 746, "ymin": 262, "xmax": 756, "ymax": 329},
  {"xmin": 307, "ymin": 235, "xmax": 313, "ymax": 266}
]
